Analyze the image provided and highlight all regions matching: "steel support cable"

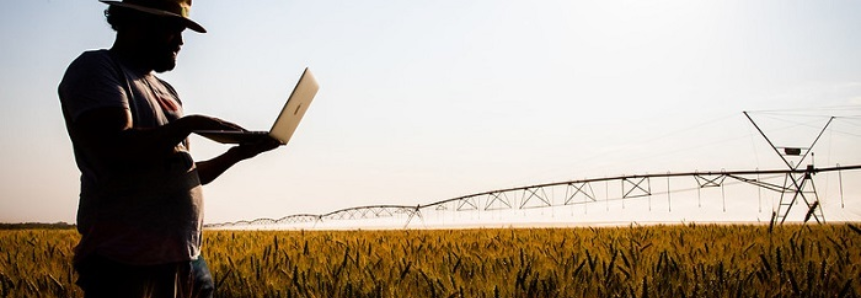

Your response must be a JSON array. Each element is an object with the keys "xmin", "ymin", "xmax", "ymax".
[
  {"xmin": 754, "ymin": 114, "xmax": 832, "ymax": 136},
  {"xmin": 697, "ymin": 177, "xmax": 701, "ymax": 208},
  {"xmin": 648, "ymin": 173, "xmax": 652, "ymax": 211},
  {"xmin": 839, "ymin": 164, "xmax": 845, "ymax": 208},
  {"xmin": 667, "ymin": 173, "xmax": 671, "ymax": 212},
  {"xmin": 621, "ymin": 176, "xmax": 626, "ymax": 209},
  {"xmin": 748, "ymin": 121, "xmax": 762, "ymax": 173},
  {"xmin": 751, "ymin": 112, "xmax": 827, "ymax": 127},
  {"xmin": 746, "ymin": 105, "xmax": 861, "ymax": 114},
  {"xmin": 818, "ymin": 115, "xmax": 861, "ymax": 136},
  {"xmin": 722, "ymin": 180, "xmax": 726, "ymax": 212},
  {"xmin": 746, "ymin": 118, "xmax": 766, "ymax": 211},
  {"xmin": 637, "ymin": 113, "xmax": 739, "ymax": 145},
  {"xmin": 582, "ymin": 185, "xmax": 588, "ymax": 215},
  {"xmin": 553, "ymin": 114, "xmax": 807, "ymax": 189},
  {"xmin": 824, "ymin": 128, "xmax": 861, "ymax": 138},
  {"xmin": 839, "ymin": 115, "xmax": 861, "ymax": 121},
  {"xmin": 823, "ymin": 130, "xmax": 834, "ymax": 203},
  {"xmin": 753, "ymin": 112, "xmax": 850, "ymax": 118},
  {"xmin": 757, "ymin": 170, "xmax": 762, "ymax": 212},
  {"xmin": 725, "ymin": 174, "xmax": 790, "ymax": 192},
  {"xmin": 570, "ymin": 187, "xmax": 576, "ymax": 216},
  {"xmin": 753, "ymin": 114, "xmax": 861, "ymax": 143},
  {"xmin": 836, "ymin": 121, "xmax": 861, "ymax": 138},
  {"xmin": 605, "ymin": 179, "xmax": 609, "ymax": 211},
  {"xmin": 592, "ymin": 133, "xmax": 762, "ymax": 177}
]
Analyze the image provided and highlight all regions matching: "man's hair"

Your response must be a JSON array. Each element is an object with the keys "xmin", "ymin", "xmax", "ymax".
[
  {"xmin": 104, "ymin": 6, "xmax": 158, "ymax": 32},
  {"xmin": 105, "ymin": 6, "xmax": 133, "ymax": 31}
]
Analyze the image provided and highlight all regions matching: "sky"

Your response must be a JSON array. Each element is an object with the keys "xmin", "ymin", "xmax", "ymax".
[{"xmin": 1, "ymin": 0, "xmax": 860, "ymax": 225}]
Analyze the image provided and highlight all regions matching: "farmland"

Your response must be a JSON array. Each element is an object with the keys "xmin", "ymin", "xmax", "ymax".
[{"xmin": 1, "ymin": 224, "xmax": 859, "ymax": 297}]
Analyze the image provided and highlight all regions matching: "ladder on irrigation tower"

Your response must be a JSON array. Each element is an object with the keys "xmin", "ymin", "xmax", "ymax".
[{"xmin": 744, "ymin": 112, "xmax": 834, "ymax": 225}]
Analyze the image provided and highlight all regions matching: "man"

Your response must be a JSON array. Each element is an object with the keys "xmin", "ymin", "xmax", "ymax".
[{"xmin": 58, "ymin": 0, "xmax": 279, "ymax": 297}]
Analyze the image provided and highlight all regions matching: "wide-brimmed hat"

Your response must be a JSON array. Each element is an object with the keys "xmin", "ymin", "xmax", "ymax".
[{"xmin": 100, "ymin": 0, "xmax": 206, "ymax": 33}]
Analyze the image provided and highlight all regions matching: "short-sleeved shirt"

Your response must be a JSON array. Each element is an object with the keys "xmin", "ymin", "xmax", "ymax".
[{"xmin": 59, "ymin": 49, "xmax": 203, "ymax": 266}]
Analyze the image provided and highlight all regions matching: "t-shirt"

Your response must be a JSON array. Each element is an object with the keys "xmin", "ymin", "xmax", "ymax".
[{"xmin": 58, "ymin": 49, "xmax": 203, "ymax": 266}]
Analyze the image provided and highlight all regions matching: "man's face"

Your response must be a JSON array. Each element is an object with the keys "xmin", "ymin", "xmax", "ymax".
[{"xmin": 139, "ymin": 18, "xmax": 186, "ymax": 73}]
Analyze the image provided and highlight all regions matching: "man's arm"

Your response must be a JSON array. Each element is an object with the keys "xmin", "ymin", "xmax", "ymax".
[
  {"xmin": 70, "ymin": 107, "xmax": 244, "ymax": 166},
  {"xmin": 72, "ymin": 106, "xmax": 279, "ymax": 184},
  {"xmin": 195, "ymin": 139, "xmax": 281, "ymax": 185}
]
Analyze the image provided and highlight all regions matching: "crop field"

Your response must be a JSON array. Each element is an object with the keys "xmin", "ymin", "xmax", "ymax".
[{"xmin": 0, "ymin": 224, "xmax": 859, "ymax": 298}]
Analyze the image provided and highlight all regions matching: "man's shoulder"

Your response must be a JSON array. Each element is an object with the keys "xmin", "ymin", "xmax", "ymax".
[
  {"xmin": 63, "ymin": 50, "xmax": 118, "ymax": 79},
  {"xmin": 78, "ymin": 49, "xmax": 111, "ymax": 58},
  {"xmin": 58, "ymin": 49, "xmax": 126, "ymax": 114},
  {"xmin": 68, "ymin": 49, "xmax": 113, "ymax": 69}
]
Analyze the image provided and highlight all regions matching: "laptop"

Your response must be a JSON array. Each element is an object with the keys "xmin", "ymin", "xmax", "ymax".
[{"xmin": 195, "ymin": 67, "xmax": 319, "ymax": 144}]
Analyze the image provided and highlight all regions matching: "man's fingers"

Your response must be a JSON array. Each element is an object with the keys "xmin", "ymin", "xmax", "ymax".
[
  {"xmin": 183, "ymin": 115, "xmax": 247, "ymax": 131},
  {"xmin": 211, "ymin": 118, "xmax": 245, "ymax": 131}
]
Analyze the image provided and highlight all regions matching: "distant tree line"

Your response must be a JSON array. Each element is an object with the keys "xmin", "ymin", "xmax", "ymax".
[{"xmin": 0, "ymin": 222, "xmax": 75, "ymax": 230}]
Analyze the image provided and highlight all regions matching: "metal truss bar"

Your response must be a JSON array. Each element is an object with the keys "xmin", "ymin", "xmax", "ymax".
[
  {"xmin": 777, "ymin": 173, "xmax": 805, "ymax": 224},
  {"xmin": 321, "ymin": 205, "xmax": 416, "ymax": 218},
  {"xmin": 373, "ymin": 208, "xmax": 394, "ymax": 217},
  {"xmin": 564, "ymin": 182, "xmax": 596, "ymax": 205},
  {"xmin": 484, "ymin": 192, "xmax": 512, "ymax": 210},
  {"xmin": 622, "ymin": 177, "xmax": 651, "ymax": 199},
  {"xmin": 250, "ymin": 218, "xmax": 276, "ymax": 225},
  {"xmin": 276, "ymin": 214, "xmax": 319, "ymax": 223},
  {"xmin": 694, "ymin": 174, "xmax": 726, "ymax": 188},
  {"xmin": 519, "ymin": 187, "xmax": 552, "ymax": 209},
  {"xmin": 404, "ymin": 205, "xmax": 424, "ymax": 228},
  {"xmin": 457, "ymin": 197, "xmax": 479, "ymax": 211},
  {"xmin": 774, "ymin": 171, "xmax": 824, "ymax": 225}
]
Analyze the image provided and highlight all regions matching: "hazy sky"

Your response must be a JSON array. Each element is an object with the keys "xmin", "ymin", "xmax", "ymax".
[{"xmin": 1, "ymin": 0, "xmax": 860, "ymax": 224}]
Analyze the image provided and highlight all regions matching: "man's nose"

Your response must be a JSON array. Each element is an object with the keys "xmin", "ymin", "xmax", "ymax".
[{"xmin": 174, "ymin": 33, "xmax": 184, "ymax": 47}]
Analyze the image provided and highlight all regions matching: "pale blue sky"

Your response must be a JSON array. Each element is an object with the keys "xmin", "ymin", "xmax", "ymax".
[{"xmin": 1, "ymin": 0, "xmax": 860, "ymax": 224}]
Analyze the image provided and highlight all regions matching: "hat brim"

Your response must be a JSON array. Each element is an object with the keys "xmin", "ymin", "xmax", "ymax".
[{"xmin": 100, "ymin": 1, "xmax": 206, "ymax": 33}]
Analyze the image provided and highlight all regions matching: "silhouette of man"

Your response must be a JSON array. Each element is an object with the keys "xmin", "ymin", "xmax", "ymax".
[{"xmin": 58, "ymin": 1, "xmax": 279, "ymax": 297}]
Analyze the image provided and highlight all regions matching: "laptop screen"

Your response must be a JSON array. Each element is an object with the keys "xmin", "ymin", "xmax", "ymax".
[{"xmin": 269, "ymin": 68, "xmax": 319, "ymax": 144}]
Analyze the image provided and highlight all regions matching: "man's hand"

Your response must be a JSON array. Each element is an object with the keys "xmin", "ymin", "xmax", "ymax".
[
  {"xmin": 230, "ymin": 137, "xmax": 282, "ymax": 160},
  {"xmin": 195, "ymin": 137, "xmax": 281, "ymax": 185}
]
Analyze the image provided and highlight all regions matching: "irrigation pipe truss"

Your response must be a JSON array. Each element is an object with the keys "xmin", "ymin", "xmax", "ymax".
[{"xmin": 208, "ymin": 164, "xmax": 861, "ymax": 228}]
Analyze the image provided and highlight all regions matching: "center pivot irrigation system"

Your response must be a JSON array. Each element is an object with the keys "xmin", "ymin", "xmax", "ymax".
[{"xmin": 209, "ymin": 111, "xmax": 860, "ymax": 229}]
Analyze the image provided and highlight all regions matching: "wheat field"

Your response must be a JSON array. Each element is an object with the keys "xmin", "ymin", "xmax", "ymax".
[{"xmin": 1, "ymin": 224, "xmax": 859, "ymax": 298}]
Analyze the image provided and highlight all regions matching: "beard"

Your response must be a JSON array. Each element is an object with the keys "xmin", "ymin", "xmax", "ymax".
[
  {"xmin": 152, "ymin": 49, "xmax": 178, "ymax": 73},
  {"xmin": 142, "ymin": 36, "xmax": 180, "ymax": 73}
]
